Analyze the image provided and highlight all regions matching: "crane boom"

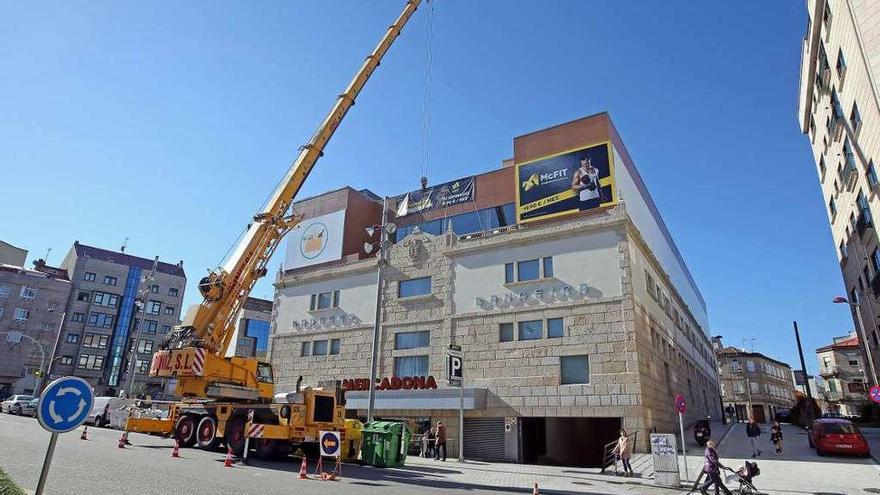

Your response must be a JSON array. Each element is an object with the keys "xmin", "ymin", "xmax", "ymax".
[{"xmin": 163, "ymin": 0, "xmax": 421, "ymax": 358}]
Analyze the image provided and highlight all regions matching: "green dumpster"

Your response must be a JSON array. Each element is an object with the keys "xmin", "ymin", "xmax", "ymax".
[{"xmin": 360, "ymin": 421, "xmax": 411, "ymax": 467}]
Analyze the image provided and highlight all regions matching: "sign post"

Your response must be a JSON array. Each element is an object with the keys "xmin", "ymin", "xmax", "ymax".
[
  {"xmin": 447, "ymin": 344, "xmax": 463, "ymax": 463},
  {"xmin": 243, "ymin": 409, "xmax": 254, "ymax": 464},
  {"xmin": 869, "ymin": 385, "xmax": 880, "ymax": 405},
  {"xmin": 319, "ymin": 430, "xmax": 342, "ymax": 479},
  {"xmin": 674, "ymin": 394, "xmax": 688, "ymax": 483},
  {"xmin": 35, "ymin": 376, "xmax": 94, "ymax": 495}
]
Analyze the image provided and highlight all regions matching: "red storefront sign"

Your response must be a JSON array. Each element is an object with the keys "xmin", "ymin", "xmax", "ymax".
[{"xmin": 342, "ymin": 376, "xmax": 438, "ymax": 391}]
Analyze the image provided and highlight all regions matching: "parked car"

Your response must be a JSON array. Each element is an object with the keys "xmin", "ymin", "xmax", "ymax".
[
  {"xmin": 20, "ymin": 398, "xmax": 39, "ymax": 417},
  {"xmin": 775, "ymin": 408, "xmax": 792, "ymax": 423},
  {"xmin": 85, "ymin": 397, "xmax": 131, "ymax": 427},
  {"xmin": 694, "ymin": 419, "xmax": 711, "ymax": 446},
  {"xmin": 808, "ymin": 418, "xmax": 870, "ymax": 457},
  {"xmin": 1, "ymin": 395, "xmax": 36, "ymax": 414}
]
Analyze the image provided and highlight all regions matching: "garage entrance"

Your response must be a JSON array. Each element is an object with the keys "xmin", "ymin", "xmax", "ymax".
[{"xmin": 520, "ymin": 417, "xmax": 621, "ymax": 467}]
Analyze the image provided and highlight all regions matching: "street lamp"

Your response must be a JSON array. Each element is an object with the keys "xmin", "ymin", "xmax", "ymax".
[{"xmin": 832, "ymin": 295, "xmax": 879, "ymax": 386}]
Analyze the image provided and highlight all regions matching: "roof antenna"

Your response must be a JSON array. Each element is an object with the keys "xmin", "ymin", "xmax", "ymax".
[
  {"xmin": 43, "ymin": 247, "xmax": 52, "ymax": 262},
  {"xmin": 120, "ymin": 237, "xmax": 129, "ymax": 253}
]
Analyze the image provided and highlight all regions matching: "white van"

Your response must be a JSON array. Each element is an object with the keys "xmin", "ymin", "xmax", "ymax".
[{"xmin": 85, "ymin": 397, "xmax": 130, "ymax": 427}]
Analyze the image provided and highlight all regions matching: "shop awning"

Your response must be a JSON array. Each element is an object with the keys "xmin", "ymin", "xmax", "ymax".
[{"xmin": 345, "ymin": 388, "xmax": 487, "ymax": 410}]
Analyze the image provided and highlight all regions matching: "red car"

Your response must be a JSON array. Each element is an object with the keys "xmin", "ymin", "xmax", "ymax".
[{"xmin": 808, "ymin": 418, "xmax": 871, "ymax": 457}]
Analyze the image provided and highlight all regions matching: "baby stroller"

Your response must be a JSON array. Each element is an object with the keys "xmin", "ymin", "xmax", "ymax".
[{"xmin": 724, "ymin": 461, "xmax": 761, "ymax": 494}]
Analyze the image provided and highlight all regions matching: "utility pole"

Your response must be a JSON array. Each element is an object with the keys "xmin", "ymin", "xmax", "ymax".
[
  {"xmin": 793, "ymin": 321, "xmax": 813, "ymax": 400},
  {"xmin": 366, "ymin": 199, "xmax": 395, "ymax": 423}
]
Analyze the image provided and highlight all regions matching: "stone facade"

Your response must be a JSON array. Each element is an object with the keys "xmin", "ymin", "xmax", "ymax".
[{"xmin": 716, "ymin": 342, "xmax": 797, "ymax": 423}]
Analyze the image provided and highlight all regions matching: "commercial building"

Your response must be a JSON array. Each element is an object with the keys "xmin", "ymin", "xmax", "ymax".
[
  {"xmin": 817, "ymin": 331, "xmax": 870, "ymax": 416},
  {"xmin": 269, "ymin": 113, "xmax": 720, "ymax": 466},
  {"xmin": 714, "ymin": 339, "xmax": 796, "ymax": 423},
  {"xmin": 0, "ymin": 252, "xmax": 72, "ymax": 396},
  {"xmin": 227, "ymin": 297, "xmax": 273, "ymax": 359},
  {"xmin": 796, "ymin": 0, "xmax": 880, "ymax": 383},
  {"xmin": 54, "ymin": 241, "xmax": 186, "ymax": 397}
]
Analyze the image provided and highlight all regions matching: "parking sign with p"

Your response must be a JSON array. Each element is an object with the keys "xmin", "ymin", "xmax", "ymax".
[{"xmin": 447, "ymin": 348, "xmax": 462, "ymax": 386}]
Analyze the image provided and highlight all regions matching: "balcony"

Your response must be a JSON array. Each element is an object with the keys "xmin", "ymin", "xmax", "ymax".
[
  {"xmin": 819, "ymin": 366, "xmax": 841, "ymax": 378},
  {"xmin": 831, "ymin": 115, "xmax": 846, "ymax": 142},
  {"xmin": 856, "ymin": 211, "xmax": 874, "ymax": 238},
  {"xmin": 871, "ymin": 271, "xmax": 880, "ymax": 296},
  {"xmin": 819, "ymin": 68, "xmax": 832, "ymax": 93},
  {"xmin": 840, "ymin": 160, "xmax": 858, "ymax": 190}
]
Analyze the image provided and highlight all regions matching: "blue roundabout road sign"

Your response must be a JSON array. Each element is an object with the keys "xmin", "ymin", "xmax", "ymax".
[{"xmin": 37, "ymin": 376, "xmax": 94, "ymax": 434}]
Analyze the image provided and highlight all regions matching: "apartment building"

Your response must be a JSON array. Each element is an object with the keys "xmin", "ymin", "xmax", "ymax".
[
  {"xmin": 268, "ymin": 113, "xmax": 720, "ymax": 467},
  {"xmin": 817, "ymin": 331, "xmax": 870, "ymax": 416},
  {"xmin": 226, "ymin": 297, "xmax": 273, "ymax": 359},
  {"xmin": 797, "ymin": 0, "xmax": 880, "ymax": 383},
  {"xmin": 0, "ymin": 253, "xmax": 72, "ymax": 396},
  {"xmin": 54, "ymin": 242, "xmax": 186, "ymax": 397},
  {"xmin": 715, "ymin": 339, "xmax": 797, "ymax": 423}
]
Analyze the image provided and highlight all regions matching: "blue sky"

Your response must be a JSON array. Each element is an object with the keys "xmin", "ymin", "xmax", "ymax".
[{"xmin": 1, "ymin": 1, "xmax": 850, "ymax": 372}]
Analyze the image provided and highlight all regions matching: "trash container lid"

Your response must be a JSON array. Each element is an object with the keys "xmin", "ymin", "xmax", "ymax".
[{"xmin": 362, "ymin": 420, "xmax": 407, "ymax": 434}]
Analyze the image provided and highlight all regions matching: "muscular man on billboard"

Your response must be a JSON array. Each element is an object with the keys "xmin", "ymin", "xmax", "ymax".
[{"xmin": 571, "ymin": 155, "xmax": 600, "ymax": 202}]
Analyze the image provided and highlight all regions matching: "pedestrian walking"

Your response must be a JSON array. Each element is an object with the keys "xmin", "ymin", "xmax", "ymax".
[
  {"xmin": 613, "ymin": 429, "xmax": 634, "ymax": 477},
  {"xmin": 434, "ymin": 421, "xmax": 447, "ymax": 461},
  {"xmin": 770, "ymin": 421, "xmax": 784, "ymax": 455},
  {"xmin": 699, "ymin": 440, "xmax": 731, "ymax": 495},
  {"xmin": 746, "ymin": 418, "xmax": 762, "ymax": 458}
]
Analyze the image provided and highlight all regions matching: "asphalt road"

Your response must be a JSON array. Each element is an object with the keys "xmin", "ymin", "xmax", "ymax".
[{"xmin": 3, "ymin": 413, "xmax": 879, "ymax": 495}]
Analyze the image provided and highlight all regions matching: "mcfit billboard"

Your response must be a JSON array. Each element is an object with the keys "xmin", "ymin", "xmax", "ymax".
[{"xmin": 516, "ymin": 141, "xmax": 617, "ymax": 223}]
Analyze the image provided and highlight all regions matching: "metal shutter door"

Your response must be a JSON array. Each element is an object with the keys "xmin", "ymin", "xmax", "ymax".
[{"xmin": 463, "ymin": 417, "xmax": 506, "ymax": 461}]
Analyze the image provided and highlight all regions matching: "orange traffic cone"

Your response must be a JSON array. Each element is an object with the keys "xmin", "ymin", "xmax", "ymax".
[
  {"xmin": 533, "ymin": 482, "xmax": 539, "ymax": 495},
  {"xmin": 298, "ymin": 456, "xmax": 309, "ymax": 479},
  {"xmin": 171, "ymin": 439, "xmax": 180, "ymax": 458},
  {"xmin": 80, "ymin": 427, "xmax": 88, "ymax": 440},
  {"xmin": 117, "ymin": 434, "xmax": 126, "ymax": 448},
  {"xmin": 224, "ymin": 447, "xmax": 234, "ymax": 468}
]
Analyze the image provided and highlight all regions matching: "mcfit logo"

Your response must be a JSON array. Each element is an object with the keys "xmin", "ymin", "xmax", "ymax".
[
  {"xmin": 522, "ymin": 174, "xmax": 539, "ymax": 191},
  {"xmin": 521, "ymin": 169, "xmax": 569, "ymax": 192}
]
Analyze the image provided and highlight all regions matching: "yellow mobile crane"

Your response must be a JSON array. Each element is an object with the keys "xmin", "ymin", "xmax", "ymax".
[{"xmin": 126, "ymin": 0, "xmax": 422, "ymax": 456}]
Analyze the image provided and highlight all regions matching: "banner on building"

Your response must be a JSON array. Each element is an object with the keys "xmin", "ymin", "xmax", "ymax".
[
  {"xmin": 515, "ymin": 141, "xmax": 617, "ymax": 223},
  {"xmin": 284, "ymin": 209, "xmax": 346, "ymax": 270},
  {"xmin": 395, "ymin": 176, "xmax": 475, "ymax": 217}
]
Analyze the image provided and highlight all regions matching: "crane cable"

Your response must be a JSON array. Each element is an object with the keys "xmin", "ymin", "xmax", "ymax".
[{"xmin": 419, "ymin": 0, "xmax": 435, "ymax": 189}]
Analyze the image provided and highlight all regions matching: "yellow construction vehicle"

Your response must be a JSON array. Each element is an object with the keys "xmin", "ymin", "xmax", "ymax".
[{"xmin": 126, "ymin": 0, "xmax": 422, "ymax": 456}]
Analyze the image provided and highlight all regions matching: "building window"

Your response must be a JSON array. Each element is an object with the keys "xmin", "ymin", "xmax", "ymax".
[
  {"xmin": 93, "ymin": 292, "xmax": 119, "ymax": 308},
  {"xmin": 560, "ymin": 355, "xmax": 589, "ymax": 385},
  {"xmin": 150, "ymin": 284, "xmax": 159, "ymax": 294},
  {"xmin": 542, "ymin": 257, "xmax": 554, "ymax": 278},
  {"xmin": 398, "ymin": 277, "xmax": 431, "ymax": 298},
  {"xmin": 315, "ymin": 292, "xmax": 334, "ymax": 310},
  {"xmin": 872, "ymin": 248, "xmax": 880, "ymax": 274},
  {"xmin": 831, "ymin": 89, "xmax": 844, "ymax": 120},
  {"xmin": 750, "ymin": 382, "xmax": 759, "ymax": 394},
  {"xmin": 168, "ymin": 287, "xmax": 179, "ymax": 297},
  {"xmin": 645, "ymin": 271, "xmax": 657, "ymax": 299},
  {"xmin": 394, "ymin": 355, "xmax": 429, "ymax": 377},
  {"xmin": 144, "ymin": 320, "xmax": 158, "ymax": 335},
  {"xmin": 746, "ymin": 360, "xmax": 756, "ymax": 373},
  {"xmin": 19, "ymin": 286, "xmax": 36, "ymax": 301},
  {"xmin": 162, "ymin": 325, "xmax": 171, "ymax": 334},
  {"xmin": 836, "ymin": 48, "xmax": 847, "ymax": 78},
  {"xmin": 163, "ymin": 306, "xmax": 175, "ymax": 316},
  {"xmin": 312, "ymin": 340, "xmax": 328, "ymax": 356},
  {"xmin": 517, "ymin": 259, "xmax": 540, "ymax": 281},
  {"xmin": 137, "ymin": 339, "xmax": 154, "ymax": 354},
  {"xmin": 518, "ymin": 320, "xmax": 543, "ymax": 340},
  {"xmin": 330, "ymin": 338, "xmax": 341, "ymax": 355},
  {"xmin": 145, "ymin": 300, "xmax": 162, "ymax": 315},
  {"xmin": 301, "ymin": 341, "xmax": 312, "ymax": 357},
  {"xmin": 82, "ymin": 333, "xmax": 109, "ymax": 349},
  {"xmin": 394, "ymin": 331, "xmax": 430, "ymax": 350},
  {"xmin": 499, "ymin": 323, "xmax": 514, "ymax": 342},
  {"xmin": 87, "ymin": 312, "xmax": 114, "ymax": 328},
  {"xmin": 103, "ymin": 275, "xmax": 118, "ymax": 286},
  {"xmin": 819, "ymin": 156, "xmax": 826, "ymax": 179},
  {"xmin": 504, "ymin": 263, "xmax": 514, "ymax": 284},
  {"xmin": 60, "ymin": 356, "xmax": 74, "ymax": 365},
  {"xmin": 13, "ymin": 308, "xmax": 29, "ymax": 321},
  {"xmin": 77, "ymin": 354, "xmax": 104, "ymax": 371},
  {"xmin": 0, "ymin": 284, "xmax": 8, "ymax": 298},
  {"xmin": 547, "ymin": 318, "xmax": 564, "ymax": 338},
  {"xmin": 77, "ymin": 291, "xmax": 90, "ymax": 302},
  {"xmin": 829, "ymin": 197, "xmax": 837, "ymax": 218},
  {"xmin": 850, "ymin": 102, "xmax": 862, "ymax": 134},
  {"xmin": 137, "ymin": 360, "xmax": 150, "ymax": 373},
  {"xmin": 83, "ymin": 272, "xmax": 96, "ymax": 282},
  {"xmin": 65, "ymin": 333, "xmax": 79, "ymax": 344}
]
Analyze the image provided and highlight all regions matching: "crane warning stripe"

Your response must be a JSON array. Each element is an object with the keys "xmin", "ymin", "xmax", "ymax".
[
  {"xmin": 192, "ymin": 349, "xmax": 206, "ymax": 376},
  {"xmin": 247, "ymin": 424, "xmax": 265, "ymax": 438}
]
